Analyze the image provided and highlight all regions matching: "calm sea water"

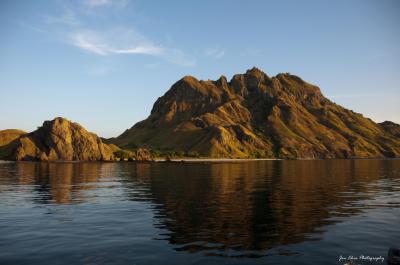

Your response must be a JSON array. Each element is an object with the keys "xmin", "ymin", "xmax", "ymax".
[{"xmin": 0, "ymin": 160, "xmax": 399, "ymax": 265}]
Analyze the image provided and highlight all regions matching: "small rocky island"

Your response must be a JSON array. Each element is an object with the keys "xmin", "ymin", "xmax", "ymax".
[{"xmin": 0, "ymin": 117, "xmax": 152, "ymax": 162}]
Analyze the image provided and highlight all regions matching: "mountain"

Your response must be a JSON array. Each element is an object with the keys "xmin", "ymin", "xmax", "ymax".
[
  {"xmin": 112, "ymin": 67, "xmax": 400, "ymax": 159},
  {"xmin": 0, "ymin": 117, "xmax": 115, "ymax": 161},
  {"xmin": 0, "ymin": 129, "xmax": 27, "ymax": 146}
]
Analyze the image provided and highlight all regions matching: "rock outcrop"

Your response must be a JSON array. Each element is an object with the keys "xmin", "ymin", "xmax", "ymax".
[
  {"xmin": 0, "ymin": 129, "xmax": 27, "ymax": 147},
  {"xmin": 0, "ymin": 117, "xmax": 115, "ymax": 161},
  {"xmin": 110, "ymin": 144, "xmax": 153, "ymax": 161},
  {"xmin": 112, "ymin": 67, "xmax": 400, "ymax": 159},
  {"xmin": 134, "ymin": 148, "xmax": 153, "ymax": 161},
  {"xmin": 0, "ymin": 129, "xmax": 28, "ymax": 159},
  {"xmin": 380, "ymin": 121, "xmax": 400, "ymax": 138}
]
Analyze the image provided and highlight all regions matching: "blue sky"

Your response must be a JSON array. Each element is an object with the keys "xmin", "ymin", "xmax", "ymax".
[{"xmin": 0, "ymin": 0, "xmax": 399, "ymax": 137}]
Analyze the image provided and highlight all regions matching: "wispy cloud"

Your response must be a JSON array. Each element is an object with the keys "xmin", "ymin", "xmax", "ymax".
[
  {"xmin": 43, "ymin": 9, "xmax": 81, "ymax": 26},
  {"xmin": 160, "ymin": 48, "xmax": 196, "ymax": 67},
  {"xmin": 39, "ymin": 1, "xmax": 195, "ymax": 67},
  {"xmin": 69, "ymin": 28, "xmax": 195, "ymax": 66},
  {"xmin": 18, "ymin": 20, "xmax": 46, "ymax": 34},
  {"xmin": 70, "ymin": 28, "xmax": 162, "ymax": 55},
  {"xmin": 83, "ymin": 0, "xmax": 128, "ymax": 8},
  {"xmin": 204, "ymin": 48, "xmax": 225, "ymax": 59},
  {"xmin": 84, "ymin": 0, "xmax": 112, "ymax": 7}
]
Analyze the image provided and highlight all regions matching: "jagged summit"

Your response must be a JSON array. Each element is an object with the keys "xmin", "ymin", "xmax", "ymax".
[
  {"xmin": 180, "ymin": 75, "xmax": 199, "ymax": 84},
  {"xmin": 174, "ymin": 68, "xmax": 320, "ymax": 101},
  {"xmin": 245, "ymin": 66, "xmax": 269, "ymax": 78},
  {"xmin": 112, "ymin": 67, "xmax": 400, "ymax": 158}
]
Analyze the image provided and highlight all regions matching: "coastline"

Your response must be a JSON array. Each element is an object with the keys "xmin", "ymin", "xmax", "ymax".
[
  {"xmin": 0, "ymin": 158, "xmax": 281, "ymax": 163},
  {"xmin": 2, "ymin": 157, "xmax": 399, "ymax": 164},
  {"xmin": 155, "ymin": 158, "xmax": 282, "ymax": 162}
]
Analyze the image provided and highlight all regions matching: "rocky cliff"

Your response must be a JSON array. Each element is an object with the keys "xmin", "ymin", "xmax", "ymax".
[
  {"xmin": 0, "ymin": 117, "xmax": 115, "ymax": 161},
  {"xmin": 112, "ymin": 67, "xmax": 400, "ymax": 159}
]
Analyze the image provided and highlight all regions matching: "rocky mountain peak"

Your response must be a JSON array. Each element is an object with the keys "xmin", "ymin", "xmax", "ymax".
[
  {"xmin": 113, "ymin": 67, "xmax": 400, "ymax": 159},
  {"xmin": 215, "ymin": 75, "xmax": 228, "ymax": 87},
  {"xmin": 245, "ymin": 66, "xmax": 269, "ymax": 78},
  {"xmin": 0, "ymin": 117, "xmax": 115, "ymax": 161}
]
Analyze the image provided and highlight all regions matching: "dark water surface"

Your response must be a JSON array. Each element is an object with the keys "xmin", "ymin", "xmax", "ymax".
[{"xmin": 0, "ymin": 160, "xmax": 399, "ymax": 265}]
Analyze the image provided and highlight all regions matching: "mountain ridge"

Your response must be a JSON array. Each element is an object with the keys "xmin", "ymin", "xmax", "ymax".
[
  {"xmin": 111, "ymin": 67, "xmax": 400, "ymax": 159},
  {"xmin": 1, "ymin": 68, "xmax": 399, "ymax": 160}
]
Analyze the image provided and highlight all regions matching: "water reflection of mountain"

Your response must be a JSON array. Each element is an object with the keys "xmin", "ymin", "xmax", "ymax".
[
  {"xmin": 0, "ymin": 162, "xmax": 123, "ymax": 204},
  {"xmin": 2, "ymin": 160, "xmax": 399, "ymax": 257},
  {"xmin": 136, "ymin": 160, "xmax": 399, "ymax": 256}
]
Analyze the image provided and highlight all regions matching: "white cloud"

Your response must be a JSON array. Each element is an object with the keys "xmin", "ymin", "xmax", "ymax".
[
  {"xmin": 111, "ymin": 46, "xmax": 162, "ymax": 55},
  {"xmin": 71, "ymin": 31, "xmax": 108, "ymax": 55},
  {"xmin": 83, "ymin": 0, "xmax": 129, "ymax": 8},
  {"xmin": 70, "ymin": 28, "xmax": 162, "ymax": 56},
  {"xmin": 85, "ymin": 0, "xmax": 112, "ymax": 7},
  {"xmin": 69, "ymin": 28, "xmax": 195, "ymax": 66},
  {"xmin": 41, "ymin": 1, "xmax": 195, "ymax": 67},
  {"xmin": 204, "ymin": 48, "xmax": 225, "ymax": 59}
]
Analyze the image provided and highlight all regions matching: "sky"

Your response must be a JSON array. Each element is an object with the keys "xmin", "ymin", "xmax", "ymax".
[{"xmin": 0, "ymin": 0, "xmax": 399, "ymax": 138}]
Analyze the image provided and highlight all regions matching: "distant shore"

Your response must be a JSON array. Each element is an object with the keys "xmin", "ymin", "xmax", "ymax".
[
  {"xmin": 1, "ymin": 158, "xmax": 282, "ymax": 163},
  {"xmin": 2, "ymin": 157, "xmax": 399, "ymax": 163},
  {"xmin": 155, "ymin": 158, "xmax": 281, "ymax": 162},
  {"xmin": 0, "ymin": 158, "xmax": 281, "ymax": 163}
]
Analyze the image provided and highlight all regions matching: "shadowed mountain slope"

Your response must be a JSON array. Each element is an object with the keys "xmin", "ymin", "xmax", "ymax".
[{"xmin": 112, "ymin": 67, "xmax": 400, "ymax": 158}]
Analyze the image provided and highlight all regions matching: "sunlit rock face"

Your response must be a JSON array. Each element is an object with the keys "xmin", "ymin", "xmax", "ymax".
[
  {"xmin": 1, "ymin": 117, "xmax": 114, "ymax": 161},
  {"xmin": 0, "ymin": 129, "xmax": 27, "ymax": 147},
  {"xmin": 113, "ymin": 67, "xmax": 400, "ymax": 159}
]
